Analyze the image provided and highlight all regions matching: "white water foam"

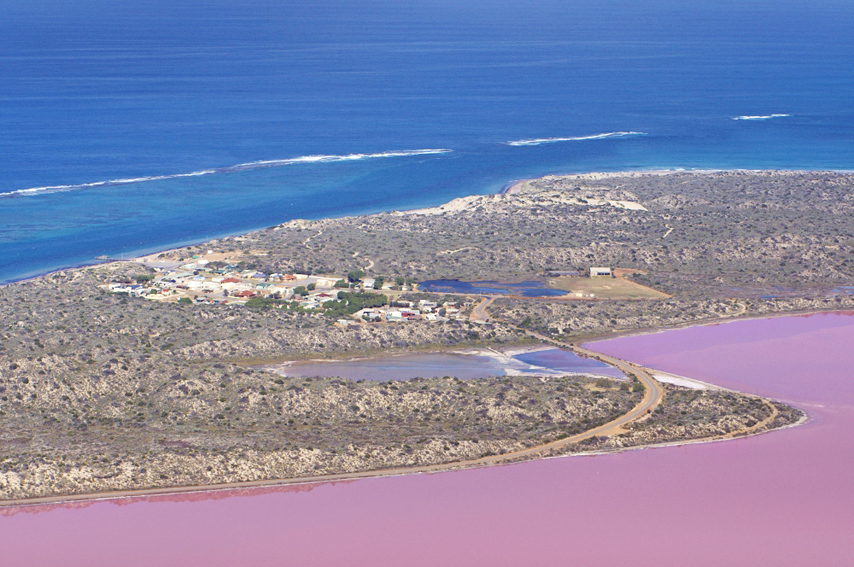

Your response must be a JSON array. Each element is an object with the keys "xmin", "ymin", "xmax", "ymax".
[
  {"xmin": 732, "ymin": 114, "xmax": 790, "ymax": 121},
  {"xmin": 1, "ymin": 149, "xmax": 452, "ymax": 198},
  {"xmin": 505, "ymin": 131, "xmax": 647, "ymax": 147}
]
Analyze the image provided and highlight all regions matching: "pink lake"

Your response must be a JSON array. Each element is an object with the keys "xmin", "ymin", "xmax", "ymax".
[{"xmin": 2, "ymin": 312, "xmax": 853, "ymax": 566}]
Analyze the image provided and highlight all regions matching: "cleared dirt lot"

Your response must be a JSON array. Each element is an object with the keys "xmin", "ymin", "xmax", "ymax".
[{"xmin": 549, "ymin": 269, "xmax": 669, "ymax": 300}]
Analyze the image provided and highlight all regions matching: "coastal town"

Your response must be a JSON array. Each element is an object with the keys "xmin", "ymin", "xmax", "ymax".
[{"xmin": 103, "ymin": 254, "xmax": 472, "ymax": 325}]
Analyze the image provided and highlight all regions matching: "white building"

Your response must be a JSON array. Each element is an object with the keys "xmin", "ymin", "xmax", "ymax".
[{"xmin": 589, "ymin": 267, "xmax": 612, "ymax": 277}]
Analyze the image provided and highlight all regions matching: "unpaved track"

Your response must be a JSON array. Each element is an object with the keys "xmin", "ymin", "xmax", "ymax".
[{"xmin": 470, "ymin": 296, "xmax": 496, "ymax": 321}]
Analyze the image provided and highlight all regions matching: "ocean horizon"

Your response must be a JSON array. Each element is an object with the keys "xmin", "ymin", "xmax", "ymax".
[{"xmin": 2, "ymin": 0, "xmax": 853, "ymax": 283}]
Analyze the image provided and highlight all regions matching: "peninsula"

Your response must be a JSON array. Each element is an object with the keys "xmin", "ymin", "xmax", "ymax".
[{"xmin": 5, "ymin": 169, "xmax": 852, "ymax": 505}]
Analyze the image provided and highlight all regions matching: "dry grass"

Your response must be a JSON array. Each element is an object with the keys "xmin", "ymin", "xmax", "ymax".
[{"xmin": 548, "ymin": 270, "xmax": 669, "ymax": 300}]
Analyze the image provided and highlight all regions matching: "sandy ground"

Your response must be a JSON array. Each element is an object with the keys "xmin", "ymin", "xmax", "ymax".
[
  {"xmin": 550, "ymin": 271, "xmax": 669, "ymax": 300},
  {"xmin": 134, "ymin": 249, "xmax": 244, "ymax": 265},
  {"xmin": 648, "ymin": 370, "xmax": 718, "ymax": 390}
]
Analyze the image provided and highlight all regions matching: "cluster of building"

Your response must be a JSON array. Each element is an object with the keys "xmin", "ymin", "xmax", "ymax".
[
  {"xmin": 104, "ymin": 260, "xmax": 469, "ymax": 324},
  {"xmin": 347, "ymin": 299, "xmax": 467, "ymax": 327}
]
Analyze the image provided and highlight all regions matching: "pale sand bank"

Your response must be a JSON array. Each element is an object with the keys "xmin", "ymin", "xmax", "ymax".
[{"xmin": 648, "ymin": 370, "xmax": 719, "ymax": 390}]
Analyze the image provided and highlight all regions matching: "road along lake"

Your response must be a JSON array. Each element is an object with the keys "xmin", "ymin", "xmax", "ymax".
[{"xmin": 1, "ymin": 312, "xmax": 852, "ymax": 566}]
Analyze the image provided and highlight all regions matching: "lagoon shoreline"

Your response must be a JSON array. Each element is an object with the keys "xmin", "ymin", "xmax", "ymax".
[
  {"xmin": 0, "ymin": 306, "xmax": 822, "ymax": 510},
  {"xmin": 0, "ymin": 324, "xmax": 811, "ymax": 511}
]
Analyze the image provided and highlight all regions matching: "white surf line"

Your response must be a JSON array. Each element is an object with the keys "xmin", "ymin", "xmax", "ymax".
[
  {"xmin": 1, "ymin": 149, "xmax": 452, "ymax": 198},
  {"xmin": 505, "ymin": 131, "xmax": 647, "ymax": 147},
  {"xmin": 732, "ymin": 114, "xmax": 790, "ymax": 121}
]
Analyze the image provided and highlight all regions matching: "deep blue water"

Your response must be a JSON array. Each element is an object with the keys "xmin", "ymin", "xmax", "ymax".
[
  {"xmin": 421, "ymin": 279, "xmax": 567, "ymax": 297},
  {"xmin": 2, "ymin": 0, "xmax": 853, "ymax": 282}
]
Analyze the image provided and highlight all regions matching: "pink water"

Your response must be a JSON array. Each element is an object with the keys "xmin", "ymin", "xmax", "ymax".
[{"xmin": 2, "ymin": 312, "xmax": 853, "ymax": 566}]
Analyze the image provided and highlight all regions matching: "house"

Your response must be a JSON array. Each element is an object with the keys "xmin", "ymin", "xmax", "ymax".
[{"xmin": 589, "ymin": 267, "xmax": 612, "ymax": 277}]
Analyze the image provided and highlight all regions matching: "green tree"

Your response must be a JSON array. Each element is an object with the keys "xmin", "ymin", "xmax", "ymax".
[{"xmin": 323, "ymin": 291, "xmax": 388, "ymax": 317}]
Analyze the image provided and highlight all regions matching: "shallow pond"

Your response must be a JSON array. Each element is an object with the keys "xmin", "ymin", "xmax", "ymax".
[
  {"xmin": 269, "ymin": 348, "xmax": 624, "ymax": 381},
  {"xmin": 419, "ymin": 279, "xmax": 567, "ymax": 297}
]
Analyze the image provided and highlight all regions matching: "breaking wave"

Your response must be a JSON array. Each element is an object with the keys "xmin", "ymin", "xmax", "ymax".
[
  {"xmin": 1, "ymin": 149, "xmax": 452, "ymax": 198},
  {"xmin": 505, "ymin": 131, "xmax": 647, "ymax": 146},
  {"xmin": 732, "ymin": 114, "xmax": 790, "ymax": 121}
]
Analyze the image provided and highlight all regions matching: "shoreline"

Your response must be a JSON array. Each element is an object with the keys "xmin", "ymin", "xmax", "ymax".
[
  {"xmin": 0, "ymin": 361, "xmax": 807, "ymax": 512},
  {"xmin": 3, "ymin": 167, "xmax": 845, "ymax": 286},
  {"xmin": 0, "ymin": 309, "xmax": 820, "ymax": 511},
  {"xmin": 0, "ymin": 414, "xmax": 808, "ymax": 512}
]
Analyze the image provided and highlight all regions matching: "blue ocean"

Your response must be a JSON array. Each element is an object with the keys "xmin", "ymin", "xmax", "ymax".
[{"xmin": 2, "ymin": 0, "xmax": 853, "ymax": 282}]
